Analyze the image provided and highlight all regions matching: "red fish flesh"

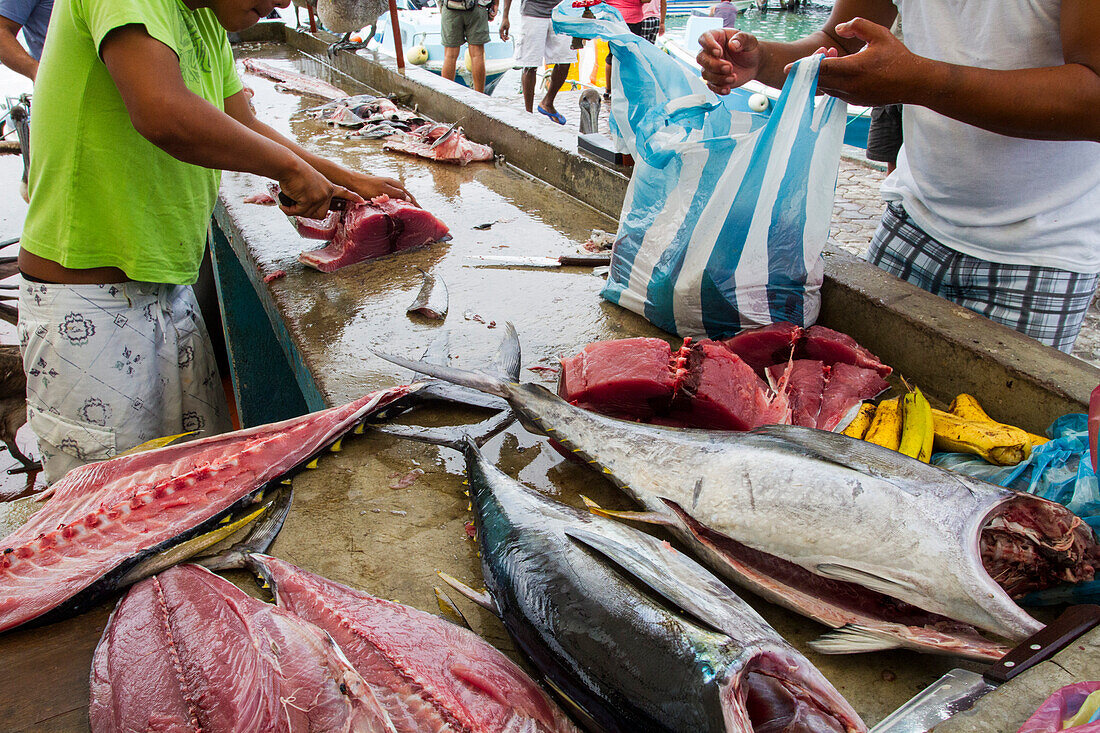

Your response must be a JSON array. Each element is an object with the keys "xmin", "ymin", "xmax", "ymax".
[
  {"xmin": 0, "ymin": 386, "xmax": 413, "ymax": 634},
  {"xmin": 815, "ymin": 363, "xmax": 891, "ymax": 431},
  {"xmin": 558, "ymin": 337, "xmax": 675, "ymax": 419},
  {"xmin": 241, "ymin": 58, "xmax": 349, "ymax": 100},
  {"xmin": 250, "ymin": 554, "xmax": 579, "ymax": 733},
  {"xmin": 720, "ymin": 322, "xmax": 803, "ymax": 374},
  {"xmin": 766, "ymin": 359, "xmax": 829, "ymax": 428},
  {"xmin": 299, "ymin": 196, "xmax": 450, "ymax": 273},
  {"xmin": 800, "ymin": 325, "xmax": 893, "ymax": 378},
  {"xmin": 672, "ymin": 340, "xmax": 790, "ymax": 430},
  {"xmin": 293, "ymin": 210, "xmax": 341, "ymax": 240},
  {"xmin": 383, "ymin": 124, "xmax": 494, "ymax": 165},
  {"xmin": 90, "ymin": 564, "xmax": 394, "ymax": 733}
]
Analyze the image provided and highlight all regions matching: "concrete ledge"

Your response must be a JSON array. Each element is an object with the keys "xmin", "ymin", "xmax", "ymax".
[{"xmin": 234, "ymin": 31, "xmax": 1100, "ymax": 428}]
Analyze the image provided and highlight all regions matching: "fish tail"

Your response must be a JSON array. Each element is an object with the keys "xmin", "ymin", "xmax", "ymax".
[
  {"xmin": 374, "ymin": 322, "xmax": 520, "ymax": 400},
  {"xmin": 374, "ymin": 410, "xmax": 515, "ymax": 453}
]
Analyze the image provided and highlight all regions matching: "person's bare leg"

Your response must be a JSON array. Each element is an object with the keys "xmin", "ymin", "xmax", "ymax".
[
  {"xmin": 468, "ymin": 44, "xmax": 486, "ymax": 92},
  {"xmin": 442, "ymin": 46, "xmax": 460, "ymax": 81},
  {"xmin": 521, "ymin": 67, "xmax": 537, "ymax": 112},
  {"xmin": 605, "ymin": 54, "xmax": 612, "ymax": 98},
  {"xmin": 540, "ymin": 63, "xmax": 571, "ymax": 114}
]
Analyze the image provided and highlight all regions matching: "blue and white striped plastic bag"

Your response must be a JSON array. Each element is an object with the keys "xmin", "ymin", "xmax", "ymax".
[{"xmin": 554, "ymin": 1, "xmax": 846, "ymax": 338}]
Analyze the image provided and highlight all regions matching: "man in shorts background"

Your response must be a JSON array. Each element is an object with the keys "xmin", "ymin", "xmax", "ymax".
[
  {"xmin": 499, "ymin": 0, "xmax": 575, "ymax": 123},
  {"xmin": 441, "ymin": 0, "xmax": 498, "ymax": 93}
]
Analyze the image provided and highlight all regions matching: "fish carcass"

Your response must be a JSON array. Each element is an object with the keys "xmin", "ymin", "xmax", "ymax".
[
  {"xmin": 241, "ymin": 58, "xmax": 349, "ymax": 100},
  {"xmin": 248, "ymin": 554, "xmax": 580, "ymax": 733},
  {"xmin": 299, "ymin": 195, "xmax": 451, "ymax": 273},
  {"xmin": 0, "ymin": 386, "xmax": 417, "ymax": 634},
  {"xmin": 90, "ymin": 564, "xmax": 395, "ymax": 732},
  {"xmin": 406, "ymin": 270, "xmax": 448, "ymax": 320},
  {"xmin": 383, "ymin": 124, "xmax": 494, "ymax": 165},
  {"xmin": 376, "ymin": 331, "xmax": 1100, "ymax": 661},
  {"xmin": 380, "ymin": 423, "xmax": 864, "ymax": 733}
]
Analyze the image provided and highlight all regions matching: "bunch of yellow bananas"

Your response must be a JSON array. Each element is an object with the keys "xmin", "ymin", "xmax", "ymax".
[
  {"xmin": 842, "ymin": 388, "xmax": 934, "ymax": 462},
  {"xmin": 843, "ymin": 391, "xmax": 1044, "ymax": 467}
]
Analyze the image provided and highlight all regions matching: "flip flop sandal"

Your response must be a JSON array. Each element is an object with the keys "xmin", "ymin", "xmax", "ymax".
[{"xmin": 537, "ymin": 105, "xmax": 567, "ymax": 125}]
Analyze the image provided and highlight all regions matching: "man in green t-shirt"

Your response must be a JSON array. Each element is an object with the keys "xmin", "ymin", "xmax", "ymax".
[{"xmin": 17, "ymin": 0, "xmax": 416, "ymax": 482}]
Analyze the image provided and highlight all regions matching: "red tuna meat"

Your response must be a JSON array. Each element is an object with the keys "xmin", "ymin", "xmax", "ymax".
[
  {"xmin": 558, "ymin": 337, "xmax": 676, "ymax": 419},
  {"xmin": 90, "ymin": 564, "xmax": 393, "ymax": 733},
  {"xmin": 815, "ymin": 363, "xmax": 891, "ymax": 431},
  {"xmin": 0, "ymin": 386, "xmax": 411, "ymax": 634},
  {"xmin": 373, "ymin": 194, "xmax": 452, "ymax": 251},
  {"xmin": 674, "ymin": 341, "xmax": 790, "ymax": 430},
  {"xmin": 299, "ymin": 202, "xmax": 394, "ymax": 272},
  {"xmin": 251, "ymin": 554, "xmax": 579, "ymax": 733},
  {"xmin": 719, "ymin": 322, "xmax": 803, "ymax": 374},
  {"xmin": 383, "ymin": 124, "xmax": 494, "ymax": 165},
  {"xmin": 293, "ymin": 210, "xmax": 341, "ymax": 240},
  {"xmin": 800, "ymin": 325, "xmax": 893, "ymax": 378},
  {"xmin": 766, "ymin": 359, "xmax": 829, "ymax": 428}
]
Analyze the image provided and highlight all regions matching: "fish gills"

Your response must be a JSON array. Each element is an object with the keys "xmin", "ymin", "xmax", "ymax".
[
  {"xmin": 89, "ymin": 564, "xmax": 395, "ymax": 733},
  {"xmin": 251, "ymin": 554, "xmax": 579, "ymax": 733}
]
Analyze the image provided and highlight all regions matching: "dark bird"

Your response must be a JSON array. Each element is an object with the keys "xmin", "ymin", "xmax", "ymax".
[
  {"xmin": 318, "ymin": 0, "xmax": 389, "ymax": 56},
  {"xmin": 0, "ymin": 344, "xmax": 37, "ymax": 473}
]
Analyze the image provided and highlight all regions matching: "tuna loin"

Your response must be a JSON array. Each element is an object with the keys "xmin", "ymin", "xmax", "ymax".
[
  {"xmin": 90, "ymin": 564, "xmax": 394, "ymax": 732},
  {"xmin": 299, "ymin": 196, "xmax": 450, "ymax": 273},
  {"xmin": 0, "ymin": 386, "xmax": 414, "ymax": 634},
  {"xmin": 249, "ymin": 554, "xmax": 578, "ymax": 733}
]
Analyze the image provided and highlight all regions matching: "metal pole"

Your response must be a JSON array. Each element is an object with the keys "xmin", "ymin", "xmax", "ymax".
[{"xmin": 388, "ymin": 0, "xmax": 406, "ymax": 74}]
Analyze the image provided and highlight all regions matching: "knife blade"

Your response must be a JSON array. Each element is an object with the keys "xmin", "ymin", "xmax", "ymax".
[
  {"xmin": 277, "ymin": 192, "xmax": 350, "ymax": 211},
  {"xmin": 871, "ymin": 604, "xmax": 1100, "ymax": 733},
  {"xmin": 427, "ymin": 120, "xmax": 461, "ymax": 150},
  {"xmin": 464, "ymin": 253, "xmax": 612, "ymax": 268}
]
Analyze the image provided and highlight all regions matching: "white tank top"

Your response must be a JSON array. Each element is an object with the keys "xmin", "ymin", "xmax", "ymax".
[{"xmin": 880, "ymin": 0, "xmax": 1100, "ymax": 273}]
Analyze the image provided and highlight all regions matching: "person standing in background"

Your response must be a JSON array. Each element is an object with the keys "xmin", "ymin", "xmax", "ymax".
[
  {"xmin": 602, "ymin": 0, "xmax": 645, "ymax": 100},
  {"xmin": 440, "ymin": 0, "xmax": 498, "ymax": 93},
  {"xmin": 0, "ymin": 0, "xmax": 52, "ymax": 82},
  {"xmin": 709, "ymin": 0, "xmax": 738, "ymax": 29},
  {"xmin": 639, "ymin": 0, "xmax": 664, "ymax": 42},
  {"xmin": 499, "ymin": 0, "xmax": 576, "ymax": 124}
]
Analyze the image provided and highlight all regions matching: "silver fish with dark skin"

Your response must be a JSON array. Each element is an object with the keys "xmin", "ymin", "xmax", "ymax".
[
  {"xmin": 375, "ymin": 328, "xmax": 1100, "ymax": 661},
  {"xmin": 380, "ymin": 415, "xmax": 866, "ymax": 733}
]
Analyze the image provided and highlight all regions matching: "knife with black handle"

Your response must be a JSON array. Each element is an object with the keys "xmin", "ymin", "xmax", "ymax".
[{"xmin": 871, "ymin": 604, "xmax": 1100, "ymax": 733}]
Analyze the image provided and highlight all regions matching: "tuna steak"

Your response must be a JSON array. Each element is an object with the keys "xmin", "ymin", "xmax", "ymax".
[
  {"xmin": 799, "ymin": 326, "xmax": 892, "ymax": 378},
  {"xmin": 0, "ymin": 385, "xmax": 415, "ymax": 634},
  {"xmin": 248, "ymin": 554, "xmax": 579, "ymax": 733},
  {"xmin": 390, "ymin": 431, "xmax": 864, "ymax": 733},
  {"xmin": 90, "ymin": 564, "xmax": 394, "ymax": 732},
  {"xmin": 558, "ymin": 337, "xmax": 676, "ymax": 419},
  {"xmin": 719, "ymin": 322, "xmax": 803, "ymax": 374},
  {"xmin": 241, "ymin": 58, "xmax": 349, "ymax": 100},
  {"xmin": 376, "ymin": 332, "xmax": 1100, "ymax": 660},
  {"xmin": 299, "ymin": 196, "xmax": 450, "ymax": 273}
]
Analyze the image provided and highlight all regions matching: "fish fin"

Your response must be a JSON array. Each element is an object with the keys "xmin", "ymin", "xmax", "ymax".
[
  {"xmin": 374, "ymin": 410, "xmax": 515, "ymax": 451},
  {"xmin": 565, "ymin": 526, "xmax": 753, "ymax": 639},
  {"xmin": 115, "ymin": 501, "xmax": 272, "ymax": 586},
  {"xmin": 815, "ymin": 562, "xmax": 916, "ymax": 598},
  {"xmin": 541, "ymin": 676, "xmax": 603, "ymax": 732},
  {"xmin": 437, "ymin": 571, "xmax": 498, "ymax": 615},
  {"xmin": 117, "ymin": 431, "xmax": 198, "ymax": 457},
  {"xmin": 374, "ymin": 325, "xmax": 520, "ymax": 399},
  {"xmin": 409, "ymin": 332, "xmax": 451, "ymax": 384},
  {"xmin": 809, "ymin": 624, "xmax": 904, "ymax": 654},
  {"xmin": 580, "ymin": 495, "xmax": 675, "ymax": 527},
  {"xmin": 196, "ymin": 487, "xmax": 294, "ymax": 572},
  {"xmin": 434, "ymin": 586, "xmax": 472, "ymax": 629}
]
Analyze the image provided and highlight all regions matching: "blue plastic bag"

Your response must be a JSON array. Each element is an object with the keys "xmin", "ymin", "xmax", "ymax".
[
  {"xmin": 553, "ymin": 1, "xmax": 846, "ymax": 338},
  {"xmin": 932, "ymin": 414, "xmax": 1100, "ymax": 604}
]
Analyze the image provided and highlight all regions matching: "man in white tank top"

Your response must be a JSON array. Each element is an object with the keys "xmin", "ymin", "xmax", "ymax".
[{"xmin": 695, "ymin": 0, "xmax": 1100, "ymax": 352}]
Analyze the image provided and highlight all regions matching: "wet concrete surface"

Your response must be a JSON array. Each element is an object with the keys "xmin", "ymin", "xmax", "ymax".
[{"xmin": 215, "ymin": 46, "xmax": 995, "ymax": 728}]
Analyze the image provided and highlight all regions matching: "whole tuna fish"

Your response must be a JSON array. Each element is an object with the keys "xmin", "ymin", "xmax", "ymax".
[
  {"xmin": 376, "ymin": 331, "xmax": 1100, "ymax": 661},
  {"xmin": 0, "ymin": 386, "xmax": 417, "ymax": 634},
  {"xmin": 248, "ymin": 553, "xmax": 580, "ymax": 733},
  {"xmin": 382, "ymin": 422, "xmax": 865, "ymax": 733},
  {"xmin": 90, "ymin": 564, "xmax": 394, "ymax": 732}
]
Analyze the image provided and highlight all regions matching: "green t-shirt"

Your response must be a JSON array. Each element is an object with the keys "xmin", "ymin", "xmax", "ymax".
[{"xmin": 22, "ymin": 0, "xmax": 243, "ymax": 284}]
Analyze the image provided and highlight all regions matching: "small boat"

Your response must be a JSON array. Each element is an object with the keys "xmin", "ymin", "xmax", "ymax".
[
  {"xmin": 660, "ymin": 14, "xmax": 871, "ymax": 149},
  {"xmin": 372, "ymin": 0, "xmax": 516, "ymax": 95},
  {"xmin": 664, "ymin": 0, "xmax": 753, "ymax": 16}
]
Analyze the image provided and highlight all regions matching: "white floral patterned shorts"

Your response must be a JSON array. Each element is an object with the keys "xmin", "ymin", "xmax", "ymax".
[{"xmin": 18, "ymin": 278, "xmax": 231, "ymax": 483}]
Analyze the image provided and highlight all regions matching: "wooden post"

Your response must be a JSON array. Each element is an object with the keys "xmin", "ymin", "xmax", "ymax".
[
  {"xmin": 307, "ymin": 4, "xmax": 317, "ymax": 33},
  {"xmin": 388, "ymin": 0, "xmax": 405, "ymax": 74}
]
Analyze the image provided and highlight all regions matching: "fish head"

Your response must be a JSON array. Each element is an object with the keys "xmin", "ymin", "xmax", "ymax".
[{"xmin": 720, "ymin": 644, "xmax": 867, "ymax": 733}]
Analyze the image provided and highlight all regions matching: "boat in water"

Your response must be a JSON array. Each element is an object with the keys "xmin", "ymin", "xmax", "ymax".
[
  {"xmin": 372, "ymin": 0, "xmax": 516, "ymax": 95},
  {"xmin": 660, "ymin": 13, "xmax": 871, "ymax": 149},
  {"xmin": 665, "ymin": 0, "xmax": 753, "ymax": 16}
]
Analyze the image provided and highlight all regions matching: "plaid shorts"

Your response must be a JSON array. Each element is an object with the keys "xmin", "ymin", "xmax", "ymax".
[
  {"xmin": 638, "ymin": 17, "xmax": 660, "ymax": 43},
  {"xmin": 867, "ymin": 202, "xmax": 1098, "ymax": 353}
]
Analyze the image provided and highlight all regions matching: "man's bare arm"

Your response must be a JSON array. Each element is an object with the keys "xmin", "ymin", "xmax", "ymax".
[
  {"xmin": 101, "ymin": 24, "xmax": 353, "ymax": 219},
  {"xmin": 817, "ymin": 0, "xmax": 1100, "ymax": 141},
  {"xmin": 223, "ymin": 91, "xmax": 416, "ymax": 203},
  {"xmin": 0, "ymin": 16, "xmax": 37, "ymax": 81}
]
